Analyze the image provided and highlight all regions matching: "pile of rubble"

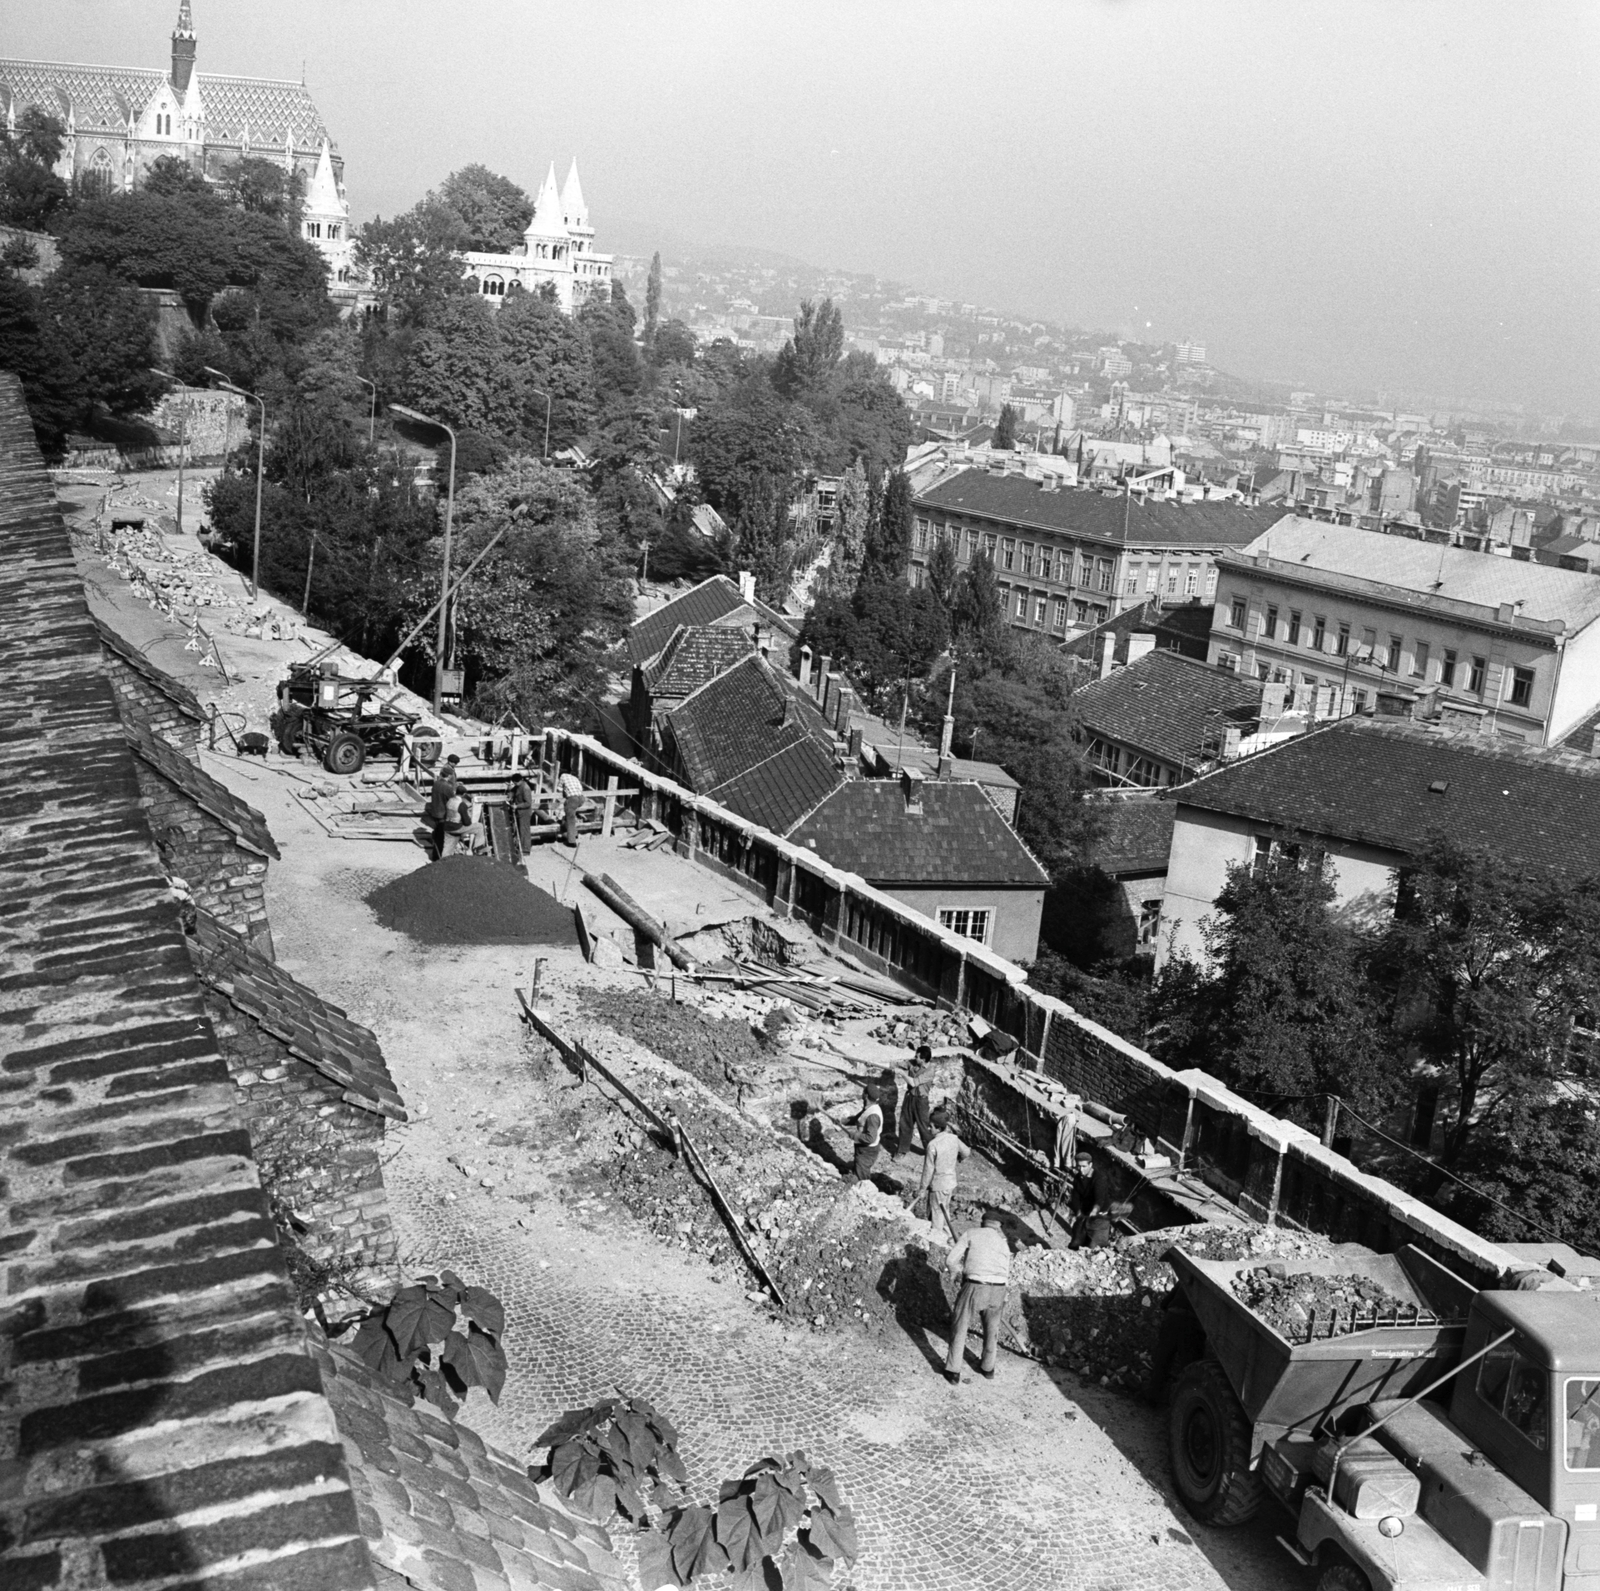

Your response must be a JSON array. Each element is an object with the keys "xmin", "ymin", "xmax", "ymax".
[
  {"xmin": 1001, "ymin": 1224, "xmax": 1335, "ymax": 1390},
  {"xmin": 1231, "ymin": 1266, "xmax": 1411, "ymax": 1341},
  {"xmin": 871, "ymin": 1008, "xmax": 966, "ymax": 1051},
  {"xmin": 575, "ymin": 986, "xmax": 773, "ymax": 1098}
]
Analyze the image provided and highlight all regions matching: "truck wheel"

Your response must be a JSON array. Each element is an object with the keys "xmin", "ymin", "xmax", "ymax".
[
  {"xmin": 324, "ymin": 730, "xmax": 365, "ymax": 776},
  {"xmin": 1169, "ymin": 1359, "xmax": 1263, "ymax": 1526},
  {"xmin": 1317, "ymin": 1566, "xmax": 1370, "ymax": 1591},
  {"xmin": 412, "ymin": 730, "xmax": 441, "ymax": 767},
  {"xmin": 277, "ymin": 708, "xmax": 305, "ymax": 757}
]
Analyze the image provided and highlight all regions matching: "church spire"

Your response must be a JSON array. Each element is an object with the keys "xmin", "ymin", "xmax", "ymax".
[
  {"xmin": 524, "ymin": 162, "xmax": 568, "ymax": 239},
  {"xmin": 561, "ymin": 159, "xmax": 588, "ymax": 230},
  {"xmin": 171, "ymin": 1, "xmax": 197, "ymax": 94}
]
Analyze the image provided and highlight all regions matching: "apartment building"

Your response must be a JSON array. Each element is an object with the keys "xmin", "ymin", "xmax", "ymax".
[
  {"xmin": 911, "ymin": 465, "xmax": 1281, "ymax": 637},
  {"xmin": 1209, "ymin": 517, "xmax": 1600, "ymax": 744}
]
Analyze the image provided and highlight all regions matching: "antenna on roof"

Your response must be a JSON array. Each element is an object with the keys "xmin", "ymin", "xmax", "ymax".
[{"xmin": 301, "ymin": 57, "xmax": 307, "ymax": 85}]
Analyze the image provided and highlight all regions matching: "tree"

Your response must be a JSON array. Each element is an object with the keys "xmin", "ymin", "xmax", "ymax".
[
  {"xmin": 689, "ymin": 377, "xmax": 817, "ymax": 530},
  {"xmin": 580, "ymin": 280, "xmax": 642, "ymax": 404},
  {"xmin": 1376, "ymin": 837, "xmax": 1600, "ymax": 1167},
  {"xmin": 354, "ymin": 195, "xmax": 469, "ymax": 326},
  {"xmin": 0, "ymin": 107, "xmax": 71, "ymax": 230},
  {"xmin": 994, "ymin": 403, "xmax": 1019, "ymax": 450},
  {"xmin": 950, "ymin": 550, "xmax": 1006, "ymax": 663},
  {"xmin": 1448, "ymin": 1095, "xmax": 1600, "ymax": 1244},
  {"xmin": 436, "ymin": 164, "xmax": 533, "ymax": 252},
  {"xmin": 644, "ymin": 250, "xmax": 662, "ymax": 339},
  {"xmin": 650, "ymin": 318, "xmax": 696, "ymax": 370},
  {"xmin": 142, "ymin": 154, "xmax": 211, "ymax": 198},
  {"xmin": 401, "ymin": 295, "xmax": 509, "ymax": 434},
  {"xmin": 863, "ymin": 468, "xmax": 912, "ymax": 580},
  {"xmin": 925, "ymin": 534, "xmax": 959, "ymax": 610},
  {"xmin": 36, "ymin": 264, "xmax": 163, "ymax": 422},
  {"xmin": 773, "ymin": 298, "xmax": 843, "ymax": 399},
  {"xmin": 829, "ymin": 361, "xmax": 915, "ymax": 479},
  {"xmin": 1154, "ymin": 854, "xmax": 1393, "ymax": 1123},
  {"xmin": 218, "ymin": 156, "xmax": 304, "ymax": 223},
  {"xmin": 797, "ymin": 577, "xmax": 948, "ymax": 699},
  {"xmin": 495, "ymin": 289, "xmax": 597, "ymax": 451}
]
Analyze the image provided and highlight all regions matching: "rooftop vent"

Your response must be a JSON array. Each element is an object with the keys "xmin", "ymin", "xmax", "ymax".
[{"xmin": 1428, "ymin": 779, "xmax": 1449, "ymax": 794}]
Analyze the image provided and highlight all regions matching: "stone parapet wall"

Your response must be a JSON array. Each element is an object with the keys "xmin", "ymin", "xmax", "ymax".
[
  {"xmin": 132, "ymin": 758, "xmax": 273, "ymax": 955},
  {"xmin": 201, "ymin": 989, "xmax": 398, "ymax": 1269},
  {"xmin": 545, "ymin": 726, "xmax": 1524, "ymax": 1289}
]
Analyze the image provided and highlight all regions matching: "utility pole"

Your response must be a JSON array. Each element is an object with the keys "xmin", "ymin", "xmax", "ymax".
[
  {"xmin": 389, "ymin": 404, "xmax": 459, "ymax": 714},
  {"xmin": 356, "ymin": 375, "xmax": 377, "ymax": 444},
  {"xmin": 205, "ymin": 367, "xmax": 265, "ymax": 601},
  {"xmin": 147, "ymin": 368, "xmax": 187, "ymax": 536}
]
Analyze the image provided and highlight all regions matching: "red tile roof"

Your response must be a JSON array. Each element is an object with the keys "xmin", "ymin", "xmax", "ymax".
[
  {"xmin": 1072, "ymin": 650, "xmax": 1263, "ymax": 773},
  {"xmin": 788, "ymin": 779, "xmax": 1050, "ymax": 887},
  {"xmin": 1172, "ymin": 715, "xmax": 1600, "ymax": 875}
]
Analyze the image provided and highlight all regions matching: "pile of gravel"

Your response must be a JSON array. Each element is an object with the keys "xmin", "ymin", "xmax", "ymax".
[{"xmin": 365, "ymin": 856, "xmax": 578, "ymax": 946}]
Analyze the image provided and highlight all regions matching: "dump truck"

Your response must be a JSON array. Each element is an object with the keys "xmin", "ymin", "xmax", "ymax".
[{"xmin": 1160, "ymin": 1242, "xmax": 1600, "ymax": 1591}]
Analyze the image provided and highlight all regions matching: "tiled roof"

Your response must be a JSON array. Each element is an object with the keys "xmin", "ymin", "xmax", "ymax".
[
  {"xmin": 1072, "ymin": 650, "xmax": 1263, "ymax": 772},
  {"xmin": 1229, "ymin": 517, "xmax": 1600, "ymax": 633},
  {"xmin": 667, "ymin": 656, "xmax": 843, "ymax": 832},
  {"xmin": 186, "ymin": 908, "xmax": 407, "ymax": 1121},
  {"xmin": 93, "ymin": 613, "xmax": 206, "ymax": 725},
  {"xmin": 788, "ymin": 779, "xmax": 1050, "ymax": 887},
  {"xmin": 1092, "ymin": 798, "xmax": 1176, "ymax": 876},
  {"xmin": 640, "ymin": 623, "xmax": 755, "ymax": 696},
  {"xmin": 1171, "ymin": 716, "xmax": 1600, "ymax": 877},
  {"xmin": 0, "ymin": 372, "xmax": 375, "ymax": 1591},
  {"xmin": 123, "ymin": 709, "xmax": 280, "ymax": 858},
  {"xmin": 628, "ymin": 575, "xmax": 796, "ymax": 665},
  {"xmin": 0, "ymin": 59, "xmax": 335, "ymax": 151},
  {"xmin": 1561, "ymin": 703, "xmax": 1600, "ymax": 754},
  {"xmin": 916, "ymin": 469, "xmax": 1284, "ymax": 549},
  {"xmin": 1058, "ymin": 599, "xmax": 1213, "ymax": 665},
  {"xmin": 315, "ymin": 1341, "xmax": 621, "ymax": 1591}
]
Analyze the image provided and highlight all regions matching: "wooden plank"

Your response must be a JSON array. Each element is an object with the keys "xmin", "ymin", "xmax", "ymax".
[
  {"xmin": 573, "ymin": 900, "xmax": 595, "ymax": 963},
  {"xmin": 600, "ymin": 774, "xmax": 618, "ymax": 838}
]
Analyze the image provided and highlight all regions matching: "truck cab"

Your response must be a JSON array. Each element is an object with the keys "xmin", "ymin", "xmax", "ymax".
[{"xmin": 1295, "ymin": 1290, "xmax": 1600, "ymax": 1591}]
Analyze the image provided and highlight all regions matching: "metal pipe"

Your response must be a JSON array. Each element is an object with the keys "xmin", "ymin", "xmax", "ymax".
[{"xmin": 381, "ymin": 526, "xmax": 507, "ymax": 675}]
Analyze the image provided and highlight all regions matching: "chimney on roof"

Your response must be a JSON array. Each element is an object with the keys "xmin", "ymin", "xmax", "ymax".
[
  {"xmin": 1222, "ymin": 726, "xmax": 1243, "ymax": 759},
  {"xmin": 1261, "ymin": 680, "xmax": 1287, "ymax": 721},
  {"xmin": 1496, "ymin": 600, "xmax": 1516, "ymax": 624},
  {"xmin": 737, "ymin": 569, "xmax": 757, "ymax": 603},
  {"xmin": 1591, "ymin": 727, "xmax": 1600, "ymax": 759},
  {"xmin": 817, "ymin": 654, "xmax": 832, "ymax": 702},
  {"xmin": 938, "ymin": 667, "xmax": 956, "ymax": 765},
  {"xmin": 753, "ymin": 621, "xmax": 770, "ymax": 658},
  {"xmin": 900, "ymin": 767, "xmax": 924, "ymax": 814},
  {"xmin": 1099, "ymin": 632, "xmax": 1117, "ymax": 680},
  {"xmin": 797, "ymin": 644, "xmax": 813, "ymax": 690},
  {"xmin": 849, "ymin": 726, "xmax": 864, "ymax": 761},
  {"xmin": 1126, "ymin": 631, "xmax": 1156, "ymax": 665}
]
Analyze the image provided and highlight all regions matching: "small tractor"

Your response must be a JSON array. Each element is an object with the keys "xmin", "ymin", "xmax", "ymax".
[
  {"xmin": 273, "ymin": 661, "xmax": 442, "ymax": 776},
  {"xmin": 1160, "ymin": 1240, "xmax": 1600, "ymax": 1591}
]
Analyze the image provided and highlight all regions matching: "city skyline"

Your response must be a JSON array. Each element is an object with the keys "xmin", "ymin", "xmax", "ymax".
[{"xmin": 11, "ymin": 0, "xmax": 1599, "ymax": 418}]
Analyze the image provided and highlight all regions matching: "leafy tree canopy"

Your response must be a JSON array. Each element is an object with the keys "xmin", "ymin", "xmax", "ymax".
[
  {"xmin": 436, "ymin": 164, "xmax": 533, "ymax": 252},
  {"xmin": 0, "ymin": 108, "xmax": 71, "ymax": 230},
  {"xmin": 355, "ymin": 194, "xmax": 469, "ymax": 326}
]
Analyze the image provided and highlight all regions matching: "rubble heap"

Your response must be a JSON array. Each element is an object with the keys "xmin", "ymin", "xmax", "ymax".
[
  {"xmin": 1231, "ymin": 1267, "xmax": 1412, "ymax": 1341},
  {"xmin": 575, "ymin": 986, "xmax": 770, "ymax": 1097},
  {"xmin": 367, "ymin": 858, "xmax": 579, "ymax": 946},
  {"xmin": 1001, "ymin": 1224, "xmax": 1335, "ymax": 1390},
  {"xmin": 871, "ymin": 1008, "xmax": 967, "ymax": 1051}
]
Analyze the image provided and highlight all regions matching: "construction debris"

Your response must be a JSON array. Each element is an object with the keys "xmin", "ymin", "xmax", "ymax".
[
  {"xmin": 1231, "ymin": 1266, "xmax": 1412, "ymax": 1340},
  {"xmin": 366, "ymin": 857, "xmax": 579, "ymax": 946}
]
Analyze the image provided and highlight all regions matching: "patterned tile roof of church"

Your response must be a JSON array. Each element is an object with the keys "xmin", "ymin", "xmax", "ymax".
[{"xmin": 0, "ymin": 59, "xmax": 334, "ymax": 150}]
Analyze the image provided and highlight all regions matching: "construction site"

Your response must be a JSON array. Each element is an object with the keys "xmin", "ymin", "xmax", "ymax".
[{"xmin": 8, "ymin": 386, "xmax": 1600, "ymax": 1591}]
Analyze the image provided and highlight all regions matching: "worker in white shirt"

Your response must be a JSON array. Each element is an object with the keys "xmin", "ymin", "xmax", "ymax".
[
  {"xmin": 914, "ymin": 1107, "xmax": 969, "ymax": 1243},
  {"xmin": 943, "ymin": 1208, "xmax": 1012, "ymax": 1384}
]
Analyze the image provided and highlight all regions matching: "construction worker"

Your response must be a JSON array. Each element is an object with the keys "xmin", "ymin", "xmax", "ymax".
[
  {"xmin": 558, "ymin": 770, "xmax": 584, "ymax": 845},
  {"xmin": 509, "ymin": 770, "xmax": 535, "ymax": 854},
  {"xmin": 1067, "ymin": 1149, "xmax": 1113, "ymax": 1249},
  {"xmin": 943, "ymin": 1209, "xmax": 1012, "ymax": 1384},
  {"xmin": 897, "ymin": 1044, "xmax": 936, "ymax": 1156},
  {"xmin": 915, "ymin": 1106, "xmax": 969, "ymax": 1243},
  {"xmin": 850, "ymin": 1084, "xmax": 886, "ymax": 1183},
  {"xmin": 427, "ymin": 754, "xmax": 460, "ymax": 859}
]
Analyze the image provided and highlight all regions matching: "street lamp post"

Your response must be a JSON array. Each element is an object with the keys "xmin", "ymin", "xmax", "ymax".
[
  {"xmin": 204, "ymin": 367, "xmax": 265, "ymax": 602},
  {"xmin": 147, "ymin": 367, "xmax": 187, "ymax": 537},
  {"xmin": 356, "ymin": 376, "xmax": 377, "ymax": 444},
  {"xmin": 389, "ymin": 403, "xmax": 458, "ymax": 715},
  {"xmin": 529, "ymin": 387, "xmax": 551, "ymax": 459}
]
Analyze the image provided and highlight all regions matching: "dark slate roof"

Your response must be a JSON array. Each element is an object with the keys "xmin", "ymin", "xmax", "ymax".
[
  {"xmin": 93, "ymin": 614, "xmax": 207, "ymax": 724},
  {"xmin": 315, "ymin": 1341, "xmax": 621, "ymax": 1591},
  {"xmin": 1072, "ymin": 650, "xmax": 1262, "ymax": 772},
  {"xmin": 628, "ymin": 575, "xmax": 796, "ymax": 665},
  {"xmin": 123, "ymin": 708, "xmax": 280, "ymax": 859},
  {"xmin": 1058, "ymin": 599, "xmax": 1213, "ymax": 665},
  {"xmin": 640, "ymin": 623, "xmax": 755, "ymax": 696},
  {"xmin": 187, "ymin": 908, "xmax": 407, "ymax": 1121},
  {"xmin": 1561, "ymin": 704, "xmax": 1600, "ymax": 754},
  {"xmin": 916, "ymin": 469, "xmax": 1284, "ymax": 549},
  {"xmin": 1172, "ymin": 716, "xmax": 1600, "ymax": 877},
  {"xmin": 0, "ymin": 372, "xmax": 376, "ymax": 1591},
  {"xmin": 1092, "ymin": 798, "xmax": 1176, "ymax": 876},
  {"xmin": 667, "ymin": 656, "xmax": 842, "ymax": 832},
  {"xmin": 788, "ymin": 779, "xmax": 1050, "ymax": 887}
]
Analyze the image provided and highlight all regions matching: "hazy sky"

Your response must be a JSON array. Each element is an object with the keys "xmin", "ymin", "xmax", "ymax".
[{"xmin": 13, "ymin": 1, "xmax": 1599, "ymax": 416}]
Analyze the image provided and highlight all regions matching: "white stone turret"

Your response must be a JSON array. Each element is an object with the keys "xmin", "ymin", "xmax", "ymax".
[{"xmin": 301, "ymin": 137, "xmax": 353, "ymax": 286}]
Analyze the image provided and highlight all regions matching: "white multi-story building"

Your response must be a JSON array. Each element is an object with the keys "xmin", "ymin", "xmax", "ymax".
[{"xmin": 459, "ymin": 161, "xmax": 613, "ymax": 314}]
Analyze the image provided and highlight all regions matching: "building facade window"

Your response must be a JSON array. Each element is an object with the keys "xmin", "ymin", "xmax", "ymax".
[
  {"xmin": 1125, "ymin": 565, "xmax": 1141, "ymax": 595},
  {"xmin": 938, "ymin": 907, "xmax": 991, "ymax": 945},
  {"xmin": 1166, "ymin": 569, "xmax": 1179, "ymax": 595},
  {"xmin": 1020, "ymin": 543, "xmax": 1034, "ymax": 576},
  {"xmin": 914, "ymin": 518, "xmax": 929, "ymax": 550},
  {"xmin": 1146, "ymin": 565, "xmax": 1159, "ymax": 593},
  {"xmin": 1287, "ymin": 610, "xmax": 1302, "ymax": 645},
  {"xmin": 1264, "ymin": 605, "xmax": 1279, "ymax": 639},
  {"xmin": 1034, "ymin": 594, "xmax": 1047, "ymax": 626},
  {"xmin": 1312, "ymin": 616, "xmax": 1327, "ymax": 651},
  {"xmin": 1386, "ymin": 634, "xmax": 1403, "ymax": 670},
  {"xmin": 1185, "ymin": 566, "xmax": 1199, "ymax": 596},
  {"xmin": 1137, "ymin": 899, "xmax": 1162, "ymax": 947},
  {"xmin": 1013, "ymin": 588, "xmax": 1027, "ymax": 619},
  {"xmin": 1002, "ymin": 538, "xmax": 1016, "ymax": 571},
  {"xmin": 1412, "ymin": 641, "xmax": 1430, "ymax": 678},
  {"xmin": 1509, "ymin": 666, "xmax": 1534, "ymax": 708},
  {"xmin": 1097, "ymin": 558, "xmax": 1114, "ymax": 592},
  {"xmin": 1441, "ymin": 649, "xmax": 1458, "ymax": 687},
  {"xmin": 1073, "ymin": 599, "xmax": 1091, "ymax": 625},
  {"xmin": 1470, "ymin": 655, "xmax": 1487, "ymax": 695},
  {"xmin": 1228, "ymin": 596, "xmax": 1247, "ymax": 629},
  {"xmin": 1203, "ymin": 568, "xmax": 1218, "ymax": 598},
  {"xmin": 966, "ymin": 529, "xmax": 978, "ymax": 560},
  {"xmin": 1336, "ymin": 622, "xmax": 1350, "ymax": 657}
]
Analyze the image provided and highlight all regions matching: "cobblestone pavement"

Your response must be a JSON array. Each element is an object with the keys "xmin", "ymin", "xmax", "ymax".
[{"xmin": 179, "ymin": 715, "xmax": 1314, "ymax": 1591}]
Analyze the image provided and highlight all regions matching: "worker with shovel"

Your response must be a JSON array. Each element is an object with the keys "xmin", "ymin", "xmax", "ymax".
[{"xmin": 942, "ymin": 1208, "xmax": 1012, "ymax": 1384}]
